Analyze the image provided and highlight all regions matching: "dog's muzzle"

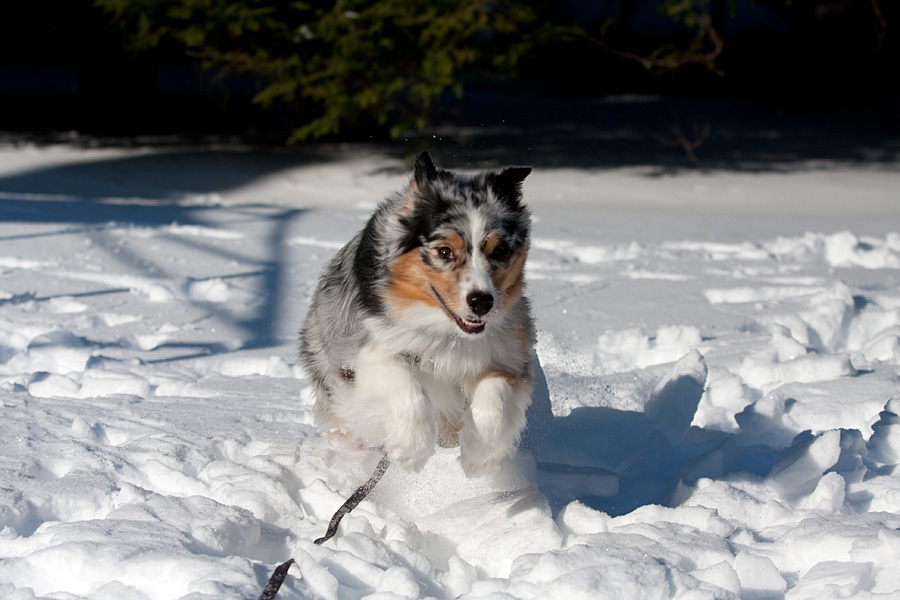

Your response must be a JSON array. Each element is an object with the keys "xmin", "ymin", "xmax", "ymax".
[{"xmin": 431, "ymin": 286, "xmax": 490, "ymax": 335}]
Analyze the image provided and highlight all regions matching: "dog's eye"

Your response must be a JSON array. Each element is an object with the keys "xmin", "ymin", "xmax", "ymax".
[
  {"xmin": 437, "ymin": 246, "xmax": 455, "ymax": 261},
  {"xmin": 490, "ymin": 244, "xmax": 512, "ymax": 262}
]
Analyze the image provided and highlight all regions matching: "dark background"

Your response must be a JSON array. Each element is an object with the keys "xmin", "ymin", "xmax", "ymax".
[{"xmin": 0, "ymin": 0, "xmax": 896, "ymax": 143}]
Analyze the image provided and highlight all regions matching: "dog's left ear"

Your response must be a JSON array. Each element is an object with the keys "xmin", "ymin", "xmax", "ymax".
[
  {"xmin": 413, "ymin": 152, "xmax": 439, "ymax": 189},
  {"xmin": 492, "ymin": 166, "xmax": 532, "ymax": 207}
]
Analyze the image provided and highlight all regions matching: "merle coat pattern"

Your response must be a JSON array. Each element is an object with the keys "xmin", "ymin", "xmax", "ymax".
[{"xmin": 300, "ymin": 152, "xmax": 535, "ymax": 476}]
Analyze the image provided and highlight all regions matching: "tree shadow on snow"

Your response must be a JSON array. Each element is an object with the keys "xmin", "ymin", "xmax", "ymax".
[
  {"xmin": 0, "ymin": 144, "xmax": 342, "ymax": 205},
  {"xmin": 388, "ymin": 92, "xmax": 900, "ymax": 174},
  {"xmin": 0, "ymin": 149, "xmax": 333, "ymax": 356}
]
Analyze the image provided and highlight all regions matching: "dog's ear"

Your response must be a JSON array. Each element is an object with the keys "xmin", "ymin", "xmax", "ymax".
[
  {"xmin": 492, "ymin": 166, "xmax": 531, "ymax": 207},
  {"xmin": 413, "ymin": 152, "xmax": 438, "ymax": 189}
]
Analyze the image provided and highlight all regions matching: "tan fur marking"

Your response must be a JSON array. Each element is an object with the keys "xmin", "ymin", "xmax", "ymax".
[
  {"xmin": 514, "ymin": 318, "xmax": 534, "ymax": 358},
  {"xmin": 398, "ymin": 181, "xmax": 419, "ymax": 217},
  {"xmin": 493, "ymin": 250, "xmax": 528, "ymax": 308},
  {"xmin": 442, "ymin": 232, "xmax": 466, "ymax": 258},
  {"xmin": 386, "ymin": 239, "xmax": 466, "ymax": 316},
  {"xmin": 430, "ymin": 266, "xmax": 464, "ymax": 314},
  {"xmin": 482, "ymin": 370, "xmax": 519, "ymax": 387},
  {"xmin": 386, "ymin": 251, "xmax": 441, "ymax": 311},
  {"xmin": 483, "ymin": 233, "xmax": 501, "ymax": 257}
]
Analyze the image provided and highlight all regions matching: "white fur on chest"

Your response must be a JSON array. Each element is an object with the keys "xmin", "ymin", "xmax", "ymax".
[{"xmin": 365, "ymin": 308, "xmax": 519, "ymax": 383}]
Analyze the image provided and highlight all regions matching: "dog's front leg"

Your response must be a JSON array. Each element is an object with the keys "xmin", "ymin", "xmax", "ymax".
[
  {"xmin": 352, "ymin": 352, "xmax": 437, "ymax": 472},
  {"xmin": 459, "ymin": 373, "xmax": 531, "ymax": 477}
]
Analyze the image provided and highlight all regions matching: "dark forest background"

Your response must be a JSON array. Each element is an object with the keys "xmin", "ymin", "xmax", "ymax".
[{"xmin": 0, "ymin": 1, "xmax": 895, "ymax": 143}]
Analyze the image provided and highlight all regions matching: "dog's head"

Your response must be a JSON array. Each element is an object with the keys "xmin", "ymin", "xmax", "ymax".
[{"xmin": 383, "ymin": 152, "xmax": 531, "ymax": 335}]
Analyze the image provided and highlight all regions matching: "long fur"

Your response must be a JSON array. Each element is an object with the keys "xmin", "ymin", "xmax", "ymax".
[{"xmin": 300, "ymin": 152, "xmax": 535, "ymax": 477}]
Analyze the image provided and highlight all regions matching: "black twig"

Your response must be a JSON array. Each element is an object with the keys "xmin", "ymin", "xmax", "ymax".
[
  {"xmin": 314, "ymin": 454, "xmax": 391, "ymax": 545},
  {"xmin": 257, "ymin": 454, "xmax": 391, "ymax": 599},
  {"xmin": 258, "ymin": 559, "xmax": 295, "ymax": 600}
]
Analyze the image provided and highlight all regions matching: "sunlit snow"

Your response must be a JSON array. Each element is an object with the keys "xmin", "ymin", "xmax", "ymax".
[{"xmin": 1, "ymin": 137, "xmax": 900, "ymax": 599}]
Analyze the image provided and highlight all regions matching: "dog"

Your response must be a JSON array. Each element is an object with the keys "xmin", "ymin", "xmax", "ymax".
[{"xmin": 300, "ymin": 152, "xmax": 535, "ymax": 477}]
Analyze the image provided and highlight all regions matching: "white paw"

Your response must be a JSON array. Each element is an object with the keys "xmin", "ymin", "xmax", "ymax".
[
  {"xmin": 458, "ymin": 375, "xmax": 530, "ymax": 478},
  {"xmin": 458, "ymin": 433, "xmax": 509, "ymax": 477},
  {"xmin": 347, "ymin": 350, "xmax": 439, "ymax": 472},
  {"xmin": 384, "ymin": 419, "xmax": 437, "ymax": 472},
  {"xmin": 382, "ymin": 386, "xmax": 438, "ymax": 472}
]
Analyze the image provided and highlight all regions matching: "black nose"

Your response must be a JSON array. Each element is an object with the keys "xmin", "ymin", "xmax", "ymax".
[{"xmin": 467, "ymin": 291, "xmax": 494, "ymax": 316}]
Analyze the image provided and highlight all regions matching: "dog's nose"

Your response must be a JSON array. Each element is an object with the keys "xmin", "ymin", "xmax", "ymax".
[{"xmin": 467, "ymin": 291, "xmax": 494, "ymax": 316}]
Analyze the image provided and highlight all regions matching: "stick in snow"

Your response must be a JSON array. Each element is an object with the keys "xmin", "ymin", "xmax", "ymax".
[
  {"xmin": 258, "ymin": 558, "xmax": 294, "ymax": 600},
  {"xmin": 314, "ymin": 454, "xmax": 391, "ymax": 545},
  {"xmin": 257, "ymin": 454, "xmax": 391, "ymax": 600}
]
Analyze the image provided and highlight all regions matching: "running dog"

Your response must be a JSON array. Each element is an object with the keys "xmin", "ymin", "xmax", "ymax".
[{"xmin": 300, "ymin": 152, "xmax": 535, "ymax": 477}]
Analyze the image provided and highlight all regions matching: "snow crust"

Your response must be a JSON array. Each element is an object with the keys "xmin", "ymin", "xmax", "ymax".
[{"xmin": 1, "ymin": 139, "xmax": 900, "ymax": 599}]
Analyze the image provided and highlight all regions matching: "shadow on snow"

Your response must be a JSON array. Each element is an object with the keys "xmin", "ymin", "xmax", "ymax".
[
  {"xmin": 0, "ymin": 149, "xmax": 327, "ymax": 354},
  {"xmin": 524, "ymin": 350, "xmax": 880, "ymax": 518}
]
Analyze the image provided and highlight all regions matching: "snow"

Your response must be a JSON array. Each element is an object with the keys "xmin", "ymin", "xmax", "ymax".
[{"xmin": 1, "ymin": 131, "xmax": 900, "ymax": 600}]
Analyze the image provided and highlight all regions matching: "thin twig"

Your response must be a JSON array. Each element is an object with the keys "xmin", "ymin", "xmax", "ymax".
[
  {"xmin": 871, "ymin": 0, "xmax": 888, "ymax": 47},
  {"xmin": 582, "ymin": 15, "xmax": 723, "ymax": 72},
  {"xmin": 652, "ymin": 120, "xmax": 712, "ymax": 171}
]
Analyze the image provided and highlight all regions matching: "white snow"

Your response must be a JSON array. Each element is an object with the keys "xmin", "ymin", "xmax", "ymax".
[{"xmin": 1, "ymin": 133, "xmax": 900, "ymax": 600}]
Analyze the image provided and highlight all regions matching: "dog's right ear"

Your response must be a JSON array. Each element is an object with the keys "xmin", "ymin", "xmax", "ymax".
[
  {"xmin": 491, "ymin": 166, "xmax": 531, "ymax": 208},
  {"xmin": 413, "ymin": 152, "xmax": 438, "ymax": 189}
]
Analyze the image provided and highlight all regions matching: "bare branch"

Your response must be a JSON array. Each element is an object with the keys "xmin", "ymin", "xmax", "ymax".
[
  {"xmin": 871, "ymin": 0, "xmax": 888, "ymax": 48},
  {"xmin": 652, "ymin": 120, "xmax": 712, "ymax": 171},
  {"xmin": 582, "ymin": 14, "xmax": 723, "ymax": 73}
]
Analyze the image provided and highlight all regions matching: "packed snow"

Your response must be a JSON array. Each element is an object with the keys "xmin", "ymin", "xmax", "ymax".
[{"xmin": 1, "ymin": 126, "xmax": 900, "ymax": 599}]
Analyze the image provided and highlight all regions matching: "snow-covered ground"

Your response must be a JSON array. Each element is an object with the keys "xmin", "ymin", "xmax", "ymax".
[{"xmin": 2, "ymin": 117, "xmax": 900, "ymax": 599}]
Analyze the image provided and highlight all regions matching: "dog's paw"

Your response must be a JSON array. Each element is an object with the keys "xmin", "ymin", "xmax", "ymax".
[
  {"xmin": 458, "ymin": 438, "xmax": 508, "ymax": 478},
  {"xmin": 389, "ymin": 446, "xmax": 435, "ymax": 472},
  {"xmin": 458, "ymin": 374, "xmax": 530, "ymax": 477},
  {"xmin": 458, "ymin": 418, "xmax": 514, "ymax": 477},
  {"xmin": 383, "ymin": 412, "xmax": 438, "ymax": 473},
  {"xmin": 385, "ymin": 436, "xmax": 436, "ymax": 472}
]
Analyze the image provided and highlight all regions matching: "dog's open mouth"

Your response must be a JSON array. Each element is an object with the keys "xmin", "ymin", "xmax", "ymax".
[
  {"xmin": 431, "ymin": 286, "xmax": 486, "ymax": 335},
  {"xmin": 455, "ymin": 316, "xmax": 485, "ymax": 334}
]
